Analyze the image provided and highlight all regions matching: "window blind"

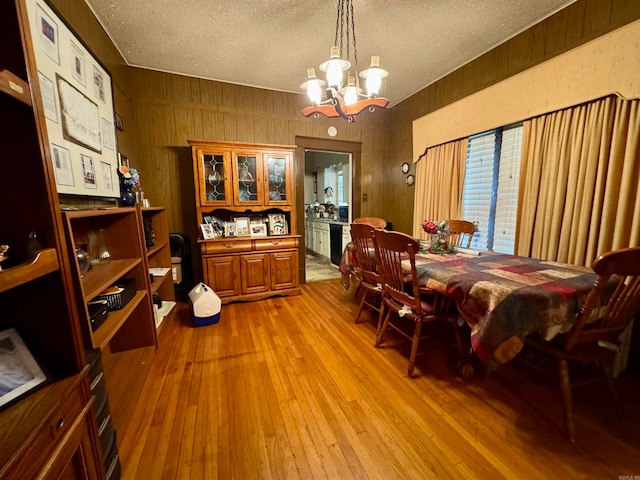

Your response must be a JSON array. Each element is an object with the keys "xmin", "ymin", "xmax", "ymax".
[
  {"xmin": 493, "ymin": 125, "xmax": 523, "ymax": 254},
  {"xmin": 463, "ymin": 131, "xmax": 496, "ymax": 250}
]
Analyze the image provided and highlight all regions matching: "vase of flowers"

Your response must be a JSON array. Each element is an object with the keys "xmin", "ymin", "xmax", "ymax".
[
  {"xmin": 118, "ymin": 165, "xmax": 140, "ymax": 207},
  {"xmin": 421, "ymin": 220, "xmax": 454, "ymax": 254}
]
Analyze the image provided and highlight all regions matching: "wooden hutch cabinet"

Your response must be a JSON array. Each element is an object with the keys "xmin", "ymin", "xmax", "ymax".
[
  {"xmin": 190, "ymin": 140, "xmax": 301, "ymax": 303},
  {"xmin": 0, "ymin": 0, "xmax": 102, "ymax": 478}
]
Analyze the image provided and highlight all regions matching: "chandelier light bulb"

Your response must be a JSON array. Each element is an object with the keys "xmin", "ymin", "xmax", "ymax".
[
  {"xmin": 360, "ymin": 55, "xmax": 388, "ymax": 98},
  {"xmin": 300, "ymin": 67, "xmax": 326, "ymax": 105},
  {"xmin": 343, "ymin": 76, "xmax": 358, "ymax": 105},
  {"xmin": 306, "ymin": 68, "xmax": 323, "ymax": 104},
  {"xmin": 321, "ymin": 46, "xmax": 350, "ymax": 90}
]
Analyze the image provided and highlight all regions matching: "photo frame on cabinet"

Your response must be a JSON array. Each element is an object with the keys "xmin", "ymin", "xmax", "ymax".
[
  {"xmin": 0, "ymin": 328, "xmax": 48, "ymax": 410},
  {"xmin": 25, "ymin": 0, "xmax": 119, "ymax": 198},
  {"xmin": 250, "ymin": 223, "xmax": 267, "ymax": 238},
  {"xmin": 267, "ymin": 213, "xmax": 288, "ymax": 236},
  {"xmin": 224, "ymin": 222, "xmax": 237, "ymax": 237},
  {"xmin": 200, "ymin": 223, "xmax": 215, "ymax": 240},
  {"xmin": 234, "ymin": 217, "xmax": 250, "ymax": 236}
]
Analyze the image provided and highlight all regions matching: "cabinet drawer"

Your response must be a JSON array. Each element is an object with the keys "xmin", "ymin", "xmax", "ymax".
[
  {"xmin": 312, "ymin": 222, "xmax": 330, "ymax": 232},
  {"xmin": 23, "ymin": 385, "xmax": 84, "ymax": 468},
  {"xmin": 202, "ymin": 239, "xmax": 252, "ymax": 254},
  {"xmin": 253, "ymin": 237, "xmax": 298, "ymax": 250}
]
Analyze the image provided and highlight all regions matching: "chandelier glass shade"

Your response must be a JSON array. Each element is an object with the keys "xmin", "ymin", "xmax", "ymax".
[{"xmin": 301, "ymin": 0, "xmax": 389, "ymax": 122}]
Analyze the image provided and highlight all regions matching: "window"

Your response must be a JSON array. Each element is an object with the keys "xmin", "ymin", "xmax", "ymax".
[
  {"xmin": 462, "ymin": 124, "xmax": 522, "ymax": 254},
  {"xmin": 337, "ymin": 169, "xmax": 344, "ymax": 204}
]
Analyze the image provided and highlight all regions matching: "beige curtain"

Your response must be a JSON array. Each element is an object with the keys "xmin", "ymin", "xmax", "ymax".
[
  {"xmin": 516, "ymin": 96, "xmax": 640, "ymax": 265},
  {"xmin": 412, "ymin": 138, "xmax": 468, "ymax": 238}
]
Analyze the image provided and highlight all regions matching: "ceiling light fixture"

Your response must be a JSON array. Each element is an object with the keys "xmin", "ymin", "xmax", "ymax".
[{"xmin": 300, "ymin": 0, "xmax": 389, "ymax": 123}]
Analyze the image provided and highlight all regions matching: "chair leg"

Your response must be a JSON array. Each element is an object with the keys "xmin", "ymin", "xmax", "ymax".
[
  {"xmin": 557, "ymin": 358, "xmax": 576, "ymax": 443},
  {"xmin": 375, "ymin": 309, "xmax": 392, "ymax": 348},
  {"xmin": 376, "ymin": 297, "xmax": 386, "ymax": 335},
  {"xmin": 354, "ymin": 289, "xmax": 369, "ymax": 324},
  {"xmin": 601, "ymin": 358, "xmax": 623, "ymax": 419},
  {"xmin": 408, "ymin": 320, "xmax": 423, "ymax": 378}
]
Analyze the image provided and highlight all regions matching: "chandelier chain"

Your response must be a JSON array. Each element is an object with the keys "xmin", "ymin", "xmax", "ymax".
[{"xmin": 350, "ymin": 0, "xmax": 358, "ymax": 74}]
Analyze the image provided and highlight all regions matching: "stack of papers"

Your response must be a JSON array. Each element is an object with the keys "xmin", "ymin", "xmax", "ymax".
[{"xmin": 149, "ymin": 267, "xmax": 171, "ymax": 277}]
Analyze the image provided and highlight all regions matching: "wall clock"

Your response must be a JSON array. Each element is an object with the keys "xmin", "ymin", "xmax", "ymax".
[
  {"xmin": 406, "ymin": 174, "xmax": 415, "ymax": 186},
  {"xmin": 401, "ymin": 162, "xmax": 410, "ymax": 173}
]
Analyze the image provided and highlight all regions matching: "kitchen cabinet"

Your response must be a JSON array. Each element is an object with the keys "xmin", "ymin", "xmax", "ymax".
[
  {"xmin": 342, "ymin": 225, "xmax": 352, "ymax": 251},
  {"xmin": 190, "ymin": 140, "xmax": 300, "ymax": 303},
  {"xmin": 0, "ymin": 1, "xmax": 102, "ymax": 477}
]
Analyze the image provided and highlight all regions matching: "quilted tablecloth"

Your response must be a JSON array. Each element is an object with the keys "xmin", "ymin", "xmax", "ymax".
[{"xmin": 407, "ymin": 252, "xmax": 597, "ymax": 365}]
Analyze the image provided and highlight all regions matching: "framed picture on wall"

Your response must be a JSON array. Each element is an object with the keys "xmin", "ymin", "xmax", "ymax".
[{"xmin": 24, "ymin": 0, "xmax": 119, "ymax": 198}]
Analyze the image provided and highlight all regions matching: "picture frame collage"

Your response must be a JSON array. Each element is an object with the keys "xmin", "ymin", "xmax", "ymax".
[
  {"xmin": 26, "ymin": 0, "xmax": 119, "ymax": 198},
  {"xmin": 200, "ymin": 213, "xmax": 288, "ymax": 239}
]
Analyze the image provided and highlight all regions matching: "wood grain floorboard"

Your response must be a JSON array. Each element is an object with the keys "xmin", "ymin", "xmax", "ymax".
[{"xmin": 119, "ymin": 279, "xmax": 640, "ymax": 479}]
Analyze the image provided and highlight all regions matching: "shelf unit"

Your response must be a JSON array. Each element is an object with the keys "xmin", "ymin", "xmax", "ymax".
[
  {"xmin": 140, "ymin": 207, "xmax": 175, "ymax": 327},
  {"xmin": 0, "ymin": 0, "xmax": 103, "ymax": 477},
  {"xmin": 141, "ymin": 207, "xmax": 174, "ymax": 301},
  {"xmin": 63, "ymin": 208, "xmax": 157, "ymax": 353}
]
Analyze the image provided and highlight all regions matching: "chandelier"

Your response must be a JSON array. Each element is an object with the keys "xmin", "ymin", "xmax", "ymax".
[{"xmin": 300, "ymin": 0, "xmax": 389, "ymax": 123}]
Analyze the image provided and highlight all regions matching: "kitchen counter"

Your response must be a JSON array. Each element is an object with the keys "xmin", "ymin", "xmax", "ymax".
[{"xmin": 305, "ymin": 217, "xmax": 349, "ymax": 226}]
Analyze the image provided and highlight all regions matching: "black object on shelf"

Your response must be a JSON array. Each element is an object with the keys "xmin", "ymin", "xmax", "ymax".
[
  {"xmin": 170, "ymin": 233, "xmax": 193, "ymax": 301},
  {"xmin": 88, "ymin": 300, "xmax": 109, "ymax": 332},
  {"xmin": 93, "ymin": 278, "xmax": 136, "ymax": 310}
]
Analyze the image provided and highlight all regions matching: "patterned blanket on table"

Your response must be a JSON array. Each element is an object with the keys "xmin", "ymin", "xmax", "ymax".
[{"xmin": 409, "ymin": 252, "xmax": 598, "ymax": 366}]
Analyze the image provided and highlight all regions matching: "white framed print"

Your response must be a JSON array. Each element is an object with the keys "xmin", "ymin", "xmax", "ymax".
[
  {"xmin": 250, "ymin": 223, "xmax": 267, "ymax": 237},
  {"xmin": 0, "ymin": 328, "xmax": 48, "ymax": 410},
  {"xmin": 200, "ymin": 223, "xmax": 215, "ymax": 240},
  {"xmin": 234, "ymin": 217, "xmax": 250, "ymax": 236},
  {"xmin": 25, "ymin": 0, "xmax": 119, "ymax": 198}
]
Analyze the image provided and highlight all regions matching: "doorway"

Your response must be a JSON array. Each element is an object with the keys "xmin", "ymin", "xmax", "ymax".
[
  {"xmin": 304, "ymin": 150, "xmax": 351, "ymax": 282},
  {"xmin": 295, "ymin": 136, "xmax": 362, "ymax": 284}
]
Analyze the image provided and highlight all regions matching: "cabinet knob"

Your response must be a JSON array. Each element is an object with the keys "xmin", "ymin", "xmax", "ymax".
[
  {"xmin": 223, "ymin": 243, "xmax": 233, "ymax": 249},
  {"xmin": 56, "ymin": 418, "xmax": 64, "ymax": 430},
  {"xmin": 270, "ymin": 240, "xmax": 280, "ymax": 245}
]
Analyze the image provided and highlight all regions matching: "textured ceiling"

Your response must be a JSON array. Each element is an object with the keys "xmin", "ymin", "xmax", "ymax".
[{"xmin": 84, "ymin": 0, "xmax": 577, "ymax": 106}]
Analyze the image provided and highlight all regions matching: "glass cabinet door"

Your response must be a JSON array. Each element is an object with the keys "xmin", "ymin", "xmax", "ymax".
[
  {"xmin": 200, "ymin": 152, "xmax": 231, "ymax": 206},
  {"xmin": 234, "ymin": 153, "xmax": 260, "ymax": 205},
  {"xmin": 264, "ymin": 152, "xmax": 291, "ymax": 205}
]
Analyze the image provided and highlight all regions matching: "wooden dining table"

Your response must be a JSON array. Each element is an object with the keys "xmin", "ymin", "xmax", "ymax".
[{"xmin": 405, "ymin": 251, "xmax": 601, "ymax": 367}]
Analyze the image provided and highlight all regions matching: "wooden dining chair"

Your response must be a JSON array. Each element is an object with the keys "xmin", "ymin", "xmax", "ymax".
[
  {"xmin": 353, "ymin": 217, "xmax": 387, "ymax": 229},
  {"xmin": 524, "ymin": 246, "xmax": 640, "ymax": 442},
  {"xmin": 373, "ymin": 230, "xmax": 463, "ymax": 378},
  {"xmin": 446, "ymin": 220, "xmax": 476, "ymax": 248},
  {"xmin": 349, "ymin": 223, "xmax": 384, "ymax": 325}
]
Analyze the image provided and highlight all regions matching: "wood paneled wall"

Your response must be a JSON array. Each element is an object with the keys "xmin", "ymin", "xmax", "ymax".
[
  {"xmin": 127, "ymin": 69, "xmax": 388, "ymax": 239},
  {"xmin": 388, "ymin": 0, "xmax": 640, "ymax": 234},
  {"xmin": 50, "ymin": 0, "xmax": 640, "ymax": 236}
]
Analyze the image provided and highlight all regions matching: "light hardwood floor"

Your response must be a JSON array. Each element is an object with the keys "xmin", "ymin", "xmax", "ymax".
[{"xmin": 118, "ymin": 279, "xmax": 640, "ymax": 479}]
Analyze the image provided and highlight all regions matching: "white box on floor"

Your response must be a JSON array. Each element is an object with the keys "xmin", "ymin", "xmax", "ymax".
[{"xmin": 188, "ymin": 282, "xmax": 221, "ymax": 327}]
